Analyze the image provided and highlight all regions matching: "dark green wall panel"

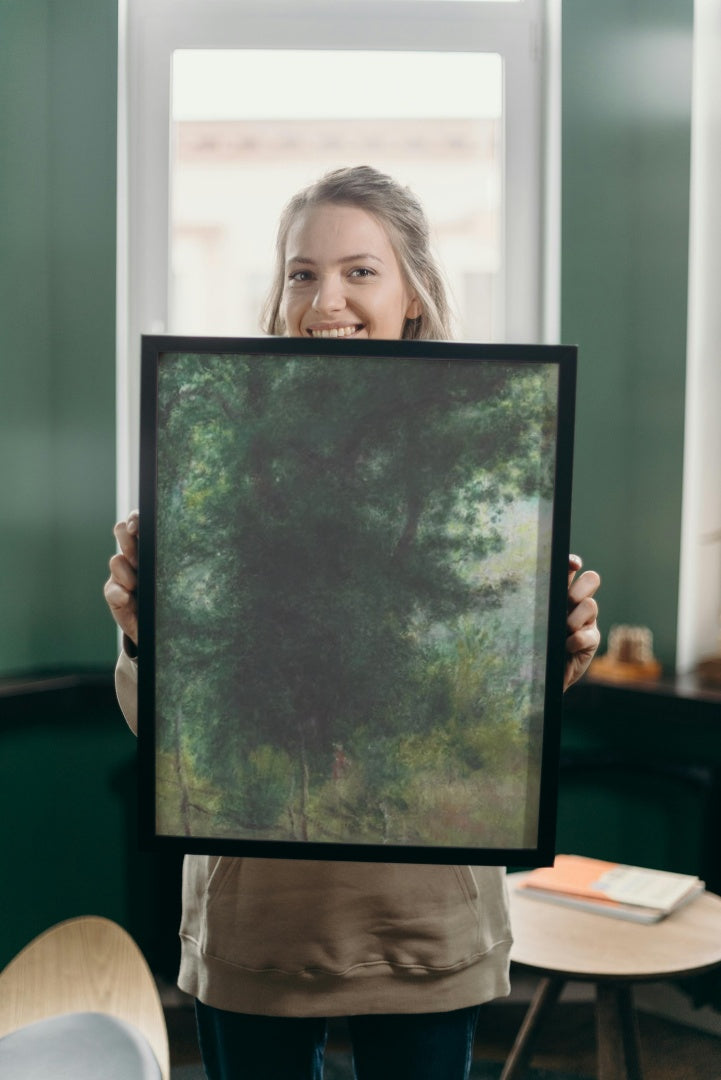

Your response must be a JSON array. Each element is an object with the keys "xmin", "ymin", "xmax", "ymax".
[
  {"xmin": 0, "ymin": 696, "xmax": 133, "ymax": 965},
  {"xmin": 562, "ymin": 0, "xmax": 693, "ymax": 669},
  {"xmin": 0, "ymin": 0, "xmax": 118, "ymax": 674},
  {"xmin": 0, "ymin": 3, "xmax": 54, "ymax": 670},
  {"xmin": 0, "ymin": 682, "xmax": 184, "ymax": 975}
]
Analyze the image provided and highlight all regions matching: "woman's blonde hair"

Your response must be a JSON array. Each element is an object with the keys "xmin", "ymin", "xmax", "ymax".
[{"xmin": 261, "ymin": 165, "xmax": 454, "ymax": 341}]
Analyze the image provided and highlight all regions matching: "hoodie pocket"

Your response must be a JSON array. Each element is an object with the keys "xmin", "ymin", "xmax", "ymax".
[
  {"xmin": 185, "ymin": 857, "xmax": 508, "ymax": 976},
  {"xmin": 454, "ymin": 864, "xmax": 480, "ymax": 906}
]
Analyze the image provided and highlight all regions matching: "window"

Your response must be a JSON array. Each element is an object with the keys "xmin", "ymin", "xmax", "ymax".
[
  {"xmin": 169, "ymin": 49, "xmax": 503, "ymax": 340},
  {"xmin": 117, "ymin": 0, "xmax": 558, "ymax": 510},
  {"xmin": 677, "ymin": 1, "xmax": 721, "ymax": 674}
]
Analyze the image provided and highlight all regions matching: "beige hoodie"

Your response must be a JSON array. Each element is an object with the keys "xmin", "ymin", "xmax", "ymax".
[{"xmin": 116, "ymin": 650, "xmax": 512, "ymax": 1016}]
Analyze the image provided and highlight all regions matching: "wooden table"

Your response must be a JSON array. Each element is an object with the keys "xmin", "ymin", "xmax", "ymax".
[{"xmin": 503, "ymin": 873, "xmax": 721, "ymax": 1080}]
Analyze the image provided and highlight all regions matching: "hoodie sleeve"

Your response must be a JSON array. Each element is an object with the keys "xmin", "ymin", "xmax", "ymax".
[{"xmin": 115, "ymin": 642, "xmax": 139, "ymax": 736}]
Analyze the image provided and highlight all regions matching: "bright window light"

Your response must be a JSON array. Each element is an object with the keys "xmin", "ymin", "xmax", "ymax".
[{"xmin": 173, "ymin": 50, "xmax": 502, "ymax": 121}]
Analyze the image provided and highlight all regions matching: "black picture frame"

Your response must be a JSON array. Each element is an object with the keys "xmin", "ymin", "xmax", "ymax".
[{"xmin": 138, "ymin": 335, "xmax": 576, "ymax": 865}]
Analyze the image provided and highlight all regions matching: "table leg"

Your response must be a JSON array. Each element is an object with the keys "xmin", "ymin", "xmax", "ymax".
[
  {"xmin": 596, "ymin": 982, "xmax": 643, "ymax": 1080},
  {"xmin": 499, "ymin": 976, "xmax": 565, "ymax": 1080}
]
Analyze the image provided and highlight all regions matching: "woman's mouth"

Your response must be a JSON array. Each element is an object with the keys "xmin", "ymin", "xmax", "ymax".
[{"xmin": 307, "ymin": 324, "xmax": 364, "ymax": 339}]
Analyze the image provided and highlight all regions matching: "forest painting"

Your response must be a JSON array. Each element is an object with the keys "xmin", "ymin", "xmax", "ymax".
[{"xmin": 140, "ymin": 339, "xmax": 574, "ymax": 863}]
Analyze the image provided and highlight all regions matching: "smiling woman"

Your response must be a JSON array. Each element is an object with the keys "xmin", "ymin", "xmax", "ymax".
[
  {"xmin": 282, "ymin": 205, "xmax": 420, "ymax": 340},
  {"xmin": 107, "ymin": 146, "xmax": 599, "ymax": 1080},
  {"xmin": 263, "ymin": 167, "xmax": 453, "ymax": 342}
]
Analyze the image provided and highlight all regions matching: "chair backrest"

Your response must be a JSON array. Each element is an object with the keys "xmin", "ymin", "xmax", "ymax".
[{"xmin": 0, "ymin": 915, "xmax": 170, "ymax": 1080}]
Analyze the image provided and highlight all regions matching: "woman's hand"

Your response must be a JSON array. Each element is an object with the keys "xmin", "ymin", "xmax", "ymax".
[
  {"xmin": 103, "ymin": 510, "xmax": 139, "ymax": 646},
  {"xmin": 564, "ymin": 554, "xmax": 601, "ymax": 691}
]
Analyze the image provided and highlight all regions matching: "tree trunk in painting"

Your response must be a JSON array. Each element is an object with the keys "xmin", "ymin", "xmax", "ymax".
[{"xmin": 173, "ymin": 706, "xmax": 192, "ymax": 837}]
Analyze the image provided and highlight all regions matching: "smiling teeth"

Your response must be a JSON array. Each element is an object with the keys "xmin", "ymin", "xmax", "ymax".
[{"xmin": 311, "ymin": 326, "xmax": 359, "ymax": 338}]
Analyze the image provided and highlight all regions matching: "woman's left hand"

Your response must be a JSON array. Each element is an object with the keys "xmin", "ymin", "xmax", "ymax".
[{"xmin": 564, "ymin": 555, "xmax": 601, "ymax": 691}]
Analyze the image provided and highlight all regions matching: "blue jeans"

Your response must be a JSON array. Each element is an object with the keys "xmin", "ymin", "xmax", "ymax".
[{"xmin": 195, "ymin": 1000, "xmax": 481, "ymax": 1080}]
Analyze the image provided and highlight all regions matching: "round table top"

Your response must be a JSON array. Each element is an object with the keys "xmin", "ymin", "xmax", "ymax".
[{"xmin": 508, "ymin": 871, "xmax": 721, "ymax": 981}]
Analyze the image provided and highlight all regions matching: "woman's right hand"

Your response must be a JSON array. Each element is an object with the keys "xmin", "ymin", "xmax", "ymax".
[{"xmin": 104, "ymin": 509, "xmax": 139, "ymax": 646}]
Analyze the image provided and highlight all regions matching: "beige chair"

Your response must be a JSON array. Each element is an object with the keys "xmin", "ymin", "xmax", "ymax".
[{"xmin": 0, "ymin": 915, "xmax": 170, "ymax": 1079}]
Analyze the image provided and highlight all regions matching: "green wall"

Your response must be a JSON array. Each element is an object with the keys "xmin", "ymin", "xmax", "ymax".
[
  {"xmin": 0, "ymin": 682, "xmax": 183, "ymax": 973},
  {"xmin": 562, "ymin": 0, "xmax": 693, "ymax": 670},
  {"xmin": 0, "ymin": 0, "xmax": 129, "ymax": 971},
  {"xmin": 0, "ymin": 0, "xmax": 118, "ymax": 675}
]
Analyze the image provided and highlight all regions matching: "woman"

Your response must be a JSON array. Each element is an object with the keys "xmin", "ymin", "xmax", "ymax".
[{"xmin": 106, "ymin": 166, "xmax": 601, "ymax": 1080}]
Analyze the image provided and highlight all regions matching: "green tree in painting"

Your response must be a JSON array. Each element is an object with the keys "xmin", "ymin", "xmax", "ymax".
[{"xmin": 153, "ymin": 351, "xmax": 556, "ymax": 844}]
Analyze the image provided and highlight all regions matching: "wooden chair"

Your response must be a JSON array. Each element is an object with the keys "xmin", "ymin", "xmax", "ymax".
[{"xmin": 0, "ymin": 915, "xmax": 170, "ymax": 1079}]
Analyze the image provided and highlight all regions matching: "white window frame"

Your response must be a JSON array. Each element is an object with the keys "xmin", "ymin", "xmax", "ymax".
[
  {"xmin": 116, "ymin": 0, "xmax": 559, "ymax": 513},
  {"xmin": 676, "ymin": 0, "xmax": 721, "ymax": 674}
]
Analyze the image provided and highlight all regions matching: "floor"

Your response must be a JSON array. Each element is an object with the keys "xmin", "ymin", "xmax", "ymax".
[
  {"xmin": 165, "ymin": 980, "xmax": 721, "ymax": 1079},
  {"xmin": 474, "ymin": 999, "xmax": 721, "ymax": 1079}
]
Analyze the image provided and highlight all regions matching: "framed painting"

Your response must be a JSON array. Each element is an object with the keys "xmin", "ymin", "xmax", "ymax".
[{"xmin": 137, "ymin": 336, "xmax": 576, "ymax": 865}]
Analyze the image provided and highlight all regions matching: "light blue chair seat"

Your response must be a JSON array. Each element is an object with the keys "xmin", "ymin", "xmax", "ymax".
[
  {"xmin": 0, "ymin": 1011, "xmax": 162, "ymax": 1079},
  {"xmin": 0, "ymin": 917, "xmax": 169, "ymax": 1079}
]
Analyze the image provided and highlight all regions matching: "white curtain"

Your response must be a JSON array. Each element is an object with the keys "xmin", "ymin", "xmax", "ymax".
[{"xmin": 677, "ymin": 0, "xmax": 721, "ymax": 672}]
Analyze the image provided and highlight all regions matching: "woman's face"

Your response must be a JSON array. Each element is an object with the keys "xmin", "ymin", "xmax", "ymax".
[{"xmin": 280, "ymin": 203, "xmax": 421, "ymax": 340}]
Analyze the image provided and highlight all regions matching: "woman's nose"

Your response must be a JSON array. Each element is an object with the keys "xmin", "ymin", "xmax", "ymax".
[{"xmin": 313, "ymin": 274, "xmax": 345, "ymax": 314}]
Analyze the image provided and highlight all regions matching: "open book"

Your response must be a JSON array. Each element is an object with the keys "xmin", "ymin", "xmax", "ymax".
[{"xmin": 515, "ymin": 854, "xmax": 705, "ymax": 923}]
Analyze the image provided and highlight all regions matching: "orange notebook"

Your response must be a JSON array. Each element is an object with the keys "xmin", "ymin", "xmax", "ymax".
[{"xmin": 516, "ymin": 854, "xmax": 704, "ymax": 923}]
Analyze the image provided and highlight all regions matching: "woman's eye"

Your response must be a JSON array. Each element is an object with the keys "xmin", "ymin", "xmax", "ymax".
[
  {"xmin": 288, "ymin": 269, "xmax": 313, "ymax": 283},
  {"xmin": 349, "ymin": 267, "xmax": 375, "ymax": 279}
]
